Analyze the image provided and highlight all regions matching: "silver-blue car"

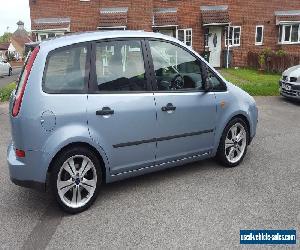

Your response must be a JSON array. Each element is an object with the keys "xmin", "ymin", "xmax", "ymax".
[{"xmin": 7, "ymin": 31, "xmax": 258, "ymax": 213}]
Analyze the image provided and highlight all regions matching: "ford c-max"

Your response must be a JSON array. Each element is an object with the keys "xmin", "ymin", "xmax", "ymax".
[{"xmin": 7, "ymin": 31, "xmax": 258, "ymax": 213}]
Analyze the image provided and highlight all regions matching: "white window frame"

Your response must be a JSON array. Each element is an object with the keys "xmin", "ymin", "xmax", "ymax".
[
  {"xmin": 225, "ymin": 26, "xmax": 241, "ymax": 47},
  {"xmin": 279, "ymin": 24, "xmax": 300, "ymax": 44},
  {"xmin": 176, "ymin": 28, "xmax": 193, "ymax": 47},
  {"xmin": 255, "ymin": 25, "xmax": 264, "ymax": 45}
]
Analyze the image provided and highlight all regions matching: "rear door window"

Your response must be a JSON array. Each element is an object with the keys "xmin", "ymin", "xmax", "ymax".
[
  {"xmin": 93, "ymin": 40, "xmax": 148, "ymax": 92},
  {"xmin": 43, "ymin": 45, "xmax": 88, "ymax": 93}
]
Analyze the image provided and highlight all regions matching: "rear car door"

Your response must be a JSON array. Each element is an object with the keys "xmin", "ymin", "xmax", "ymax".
[
  {"xmin": 87, "ymin": 39, "xmax": 157, "ymax": 175},
  {"xmin": 148, "ymin": 39, "xmax": 217, "ymax": 162}
]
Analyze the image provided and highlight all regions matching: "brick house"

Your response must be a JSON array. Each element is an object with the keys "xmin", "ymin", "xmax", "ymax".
[
  {"xmin": 0, "ymin": 21, "xmax": 31, "ymax": 61},
  {"xmin": 29, "ymin": 0, "xmax": 300, "ymax": 67}
]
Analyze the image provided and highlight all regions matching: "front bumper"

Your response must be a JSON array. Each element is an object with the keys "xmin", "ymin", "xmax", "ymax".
[
  {"xmin": 280, "ymin": 90, "xmax": 300, "ymax": 100},
  {"xmin": 279, "ymin": 81, "xmax": 300, "ymax": 100},
  {"xmin": 7, "ymin": 142, "xmax": 47, "ymax": 191}
]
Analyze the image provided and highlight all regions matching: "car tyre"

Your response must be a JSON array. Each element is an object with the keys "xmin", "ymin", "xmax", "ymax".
[
  {"xmin": 50, "ymin": 146, "xmax": 102, "ymax": 214},
  {"xmin": 216, "ymin": 118, "xmax": 249, "ymax": 168},
  {"xmin": 8, "ymin": 68, "xmax": 12, "ymax": 76}
]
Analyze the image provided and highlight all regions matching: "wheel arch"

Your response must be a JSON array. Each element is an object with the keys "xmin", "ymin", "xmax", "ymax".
[
  {"xmin": 47, "ymin": 142, "xmax": 107, "ymax": 184},
  {"xmin": 230, "ymin": 114, "xmax": 251, "ymax": 142},
  {"xmin": 213, "ymin": 112, "xmax": 251, "ymax": 156}
]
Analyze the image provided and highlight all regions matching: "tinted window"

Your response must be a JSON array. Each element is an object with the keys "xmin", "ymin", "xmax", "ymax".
[
  {"xmin": 94, "ymin": 40, "xmax": 147, "ymax": 92},
  {"xmin": 149, "ymin": 40, "xmax": 203, "ymax": 91},
  {"xmin": 44, "ymin": 45, "xmax": 88, "ymax": 93}
]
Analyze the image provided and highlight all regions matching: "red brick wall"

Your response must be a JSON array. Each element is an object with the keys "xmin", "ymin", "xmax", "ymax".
[{"xmin": 29, "ymin": 0, "xmax": 300, "ymax": 67}]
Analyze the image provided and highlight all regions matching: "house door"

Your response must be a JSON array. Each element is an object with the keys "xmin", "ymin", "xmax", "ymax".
[{"xmin": 208, "ymin": 26, "xmax": 222, "ymax": 68}]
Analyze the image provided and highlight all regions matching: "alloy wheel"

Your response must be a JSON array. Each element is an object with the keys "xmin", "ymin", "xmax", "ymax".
[
  {"xmin": 224, "ymin": 123, "xmax": 247, "ymax": 164},
  {"xmin": 57, "ymin": 155, "xmax": 97, "ymax": 209}
]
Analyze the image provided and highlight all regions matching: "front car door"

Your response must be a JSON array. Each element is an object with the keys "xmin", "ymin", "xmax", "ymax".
[
  {"xmin": 147, "ymin": 39, "xmax": 217, "ymax": 163},
  {"xmin": 87, "ymin": 39, "xmax": 157, "ymax": 175}
]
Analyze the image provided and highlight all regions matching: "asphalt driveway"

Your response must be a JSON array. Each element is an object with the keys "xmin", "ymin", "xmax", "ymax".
[{"xmin": 0, "ymin": 97, "xmax": 299, "ymax": 249}]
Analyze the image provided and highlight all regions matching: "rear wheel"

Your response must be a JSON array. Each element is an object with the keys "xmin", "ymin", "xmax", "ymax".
[
  {"xmin": 8, "ymin": 67, "xmax": 12, "ymax": 76},
  {"xmin": 51, "ymin": 146, "xmax": 102, "ymax": 213},
  {"xmin": 217, "ymin": 118, "xmax": 249, "ymax": 167}
]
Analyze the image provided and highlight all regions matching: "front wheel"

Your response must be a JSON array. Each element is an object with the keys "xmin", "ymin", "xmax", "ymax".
[
  {"xmin": 217, "ymin": 118, "xmax": 249, "ymax": 167},
  {"xmin": 51, "ymin": 146, "xmax": 102, "ymax": 213},
  {"xmin": 8, "ymin": 68, "xmax": 12, "ymax": 76}
]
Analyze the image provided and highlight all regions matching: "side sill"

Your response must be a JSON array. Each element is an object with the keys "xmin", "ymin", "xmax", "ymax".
[{"xmin": 110, "ymin": 151, "xmax": 210, "ymax": 179}]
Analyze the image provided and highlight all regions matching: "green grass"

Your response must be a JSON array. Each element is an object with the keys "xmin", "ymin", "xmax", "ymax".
[
  {"xmin": 219, "ymin": 68, "xmax": 281, "ymax": 96},
  {"xmin": 0, "ymin": 82, "xmax": 16, "ymax": 102}
]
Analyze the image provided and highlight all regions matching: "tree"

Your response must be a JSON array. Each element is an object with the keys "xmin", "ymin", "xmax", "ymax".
[{"xmin": 0, "ymin": 32, "xmax": 12, "ymax": 43}]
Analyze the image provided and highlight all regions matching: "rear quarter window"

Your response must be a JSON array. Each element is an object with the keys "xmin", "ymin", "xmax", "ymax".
[{"xmin": 43, "ymin": 45, "xmax": 88, "ymax": 93}]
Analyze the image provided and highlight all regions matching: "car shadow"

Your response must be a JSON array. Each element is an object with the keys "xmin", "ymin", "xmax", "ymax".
[
  {"xmin": 280, "ymin": 96, "xmax": 300, "ymax": 106},
  {"xmin": 95, "ymin": 158, "xmax": 225, "ymax": 205}
]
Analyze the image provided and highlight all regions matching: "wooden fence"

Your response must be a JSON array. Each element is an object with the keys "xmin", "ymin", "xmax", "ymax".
[{"xmin": 247, "ymin": 51, "xmax": 300, "ymax": 73}]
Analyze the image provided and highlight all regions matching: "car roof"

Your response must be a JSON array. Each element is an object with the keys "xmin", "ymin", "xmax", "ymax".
[{"xmin": 39, "ymin": 30, "xmax": 182, "ymax": 51}]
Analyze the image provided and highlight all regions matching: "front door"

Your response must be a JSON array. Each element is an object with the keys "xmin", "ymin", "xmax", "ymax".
[
  {"xmin": 148, "ymin": 40, "xmax": 217, "ymax": 162},
  {"xmin": 208, "ymin": 26, "xmax": 222, "ymax": 68},
  {"xmin": 87, "ymin": 39, "xmax": 157, "ymax": 175}
]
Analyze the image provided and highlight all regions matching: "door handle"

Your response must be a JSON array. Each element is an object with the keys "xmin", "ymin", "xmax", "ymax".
[
  {"xmin": 96, "ymin": 107, "xmax": 114, "ymax": 116},
  {"xmin": 161, "ymin": 103, "xmax": 176, "ymax": 112}
]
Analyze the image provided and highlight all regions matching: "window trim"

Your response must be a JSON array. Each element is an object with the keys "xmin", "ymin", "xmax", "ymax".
[
  {"xmin": 176, "ymin": 28, "xmax": 193, "ymax": 47},
  {"xmin": 279, "ymin": 24, "xmax": 300, "ymax": 44},
  {"xmin": 146, "ymin": 38, "xmax": 227, "ymax": 93},
  {"xmin": 255, "ymin": 25, "xmax": 264, "ymax": 45},
  {"xmin": 88, "ymin": 38, "xmax": 153, "ymax": 94},
  {"xmin": 42, "ymin": 42, "xmax": 91, "ymax": 94},
  {"xmin": 225, "ymin": 26, "xmax": 241, "ymax": 47}
]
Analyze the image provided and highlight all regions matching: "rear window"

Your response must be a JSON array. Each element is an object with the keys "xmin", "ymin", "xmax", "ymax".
[
  {"xmin": 43, "ymin": 45, "xmax": 88, "ymax": 93},
  {"xmin": 15, "ymin": 51, "xmax": 31, "ymax": 96}
]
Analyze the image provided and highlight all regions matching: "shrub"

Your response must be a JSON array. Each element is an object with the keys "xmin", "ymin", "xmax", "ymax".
[
  {"xmin": 0, "ymin": 82, "xmax": 16, "ymax": 102},
  {"xmin": 276, "ymin": 49, "xmax": 286, "ymax": 57}
]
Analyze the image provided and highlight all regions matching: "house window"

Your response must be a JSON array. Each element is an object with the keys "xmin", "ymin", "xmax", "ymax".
[
  {"xmin": 37, "ymin": 32, "xmax": 65, "ymax": 41},
  {"xmin": 98, "ymin": 27, "xmax": 126, "ymax": 31},
  {"xmin": 279, "ymin": 24, "xmax": 300, "ymax": 44},
  {"xmin": 255, "ymin": 25, "xmax": 264, "ymax": 45},
  {"xmin": 225, "ymin": 26, "xmax": 241, "ymax": 47},
  {"xmin": 177, "ymin": 29, "xmax": 192, "ymax": 47},
  {"xmin": 40, "ymin": 35, "xmax": 47, "ymax": 41},
  {"xmin": 153, "ymin": 28, "xmax": 176, "ymax": 38}
]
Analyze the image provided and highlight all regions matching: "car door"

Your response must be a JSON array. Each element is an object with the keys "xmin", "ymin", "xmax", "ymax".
[
  {"xmin": 3, "ymin": 62, "xmax": 9, "ymax": 75},
  {"xmin": 147, "ymin": 39, "xmax": 217, "ymax": 162},
  {"xmin": 0, "ymin": 60, "xmax": 5, "ymax": 75},
  {"xmin": 87, "ymin": 39, "xmax": 157, "ymax": 175}
]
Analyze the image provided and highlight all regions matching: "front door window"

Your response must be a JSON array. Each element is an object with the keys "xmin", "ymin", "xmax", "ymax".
[{"xmin": 149, "ymin": 40, "xmax": 204, "ymax": 91}]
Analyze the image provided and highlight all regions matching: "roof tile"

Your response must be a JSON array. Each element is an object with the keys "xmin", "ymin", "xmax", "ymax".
[{"xmin": 201, "ymin": 9, "xmax": 230, "ymax": 25}]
